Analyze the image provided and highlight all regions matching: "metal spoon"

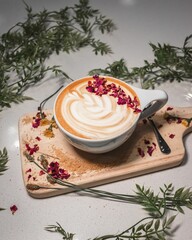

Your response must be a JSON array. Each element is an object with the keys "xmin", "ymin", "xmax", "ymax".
[{"xmin": 148, "ymin": 117, "xmax": 171, "ymax": 154}]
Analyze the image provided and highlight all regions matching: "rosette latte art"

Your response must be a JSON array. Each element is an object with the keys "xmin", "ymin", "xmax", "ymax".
[{"xmin": 55, "ymin": 77, "xmax": 140, "ymax": 140}]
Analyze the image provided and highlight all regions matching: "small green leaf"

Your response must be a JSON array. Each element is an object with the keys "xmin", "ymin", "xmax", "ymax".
[
  {"xmin": 0, "ymin": 0, "xmax": 115, "ymax": 110},
  {"xmin": 154, "ymin": 219, "xmax": 160, "ymax": 231},
  {"xmin": 0, "ymin": 148, "xmax": 9, "ymax": 175},
  {"xmin": 166, "ymin": 215, "xmax": 177, "ymax": 228},
  {"xmin": 145, "ymin": 220, "xmax": 154, "ymax": 231},
  {"xmin": 176, "ymin": 205, "xmax": 185, "ymax": 214}
]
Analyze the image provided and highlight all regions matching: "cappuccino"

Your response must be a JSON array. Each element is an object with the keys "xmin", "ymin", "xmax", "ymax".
[{"xmin": 54, "ymin": 76, "xmax": 141, "ymax": 140}]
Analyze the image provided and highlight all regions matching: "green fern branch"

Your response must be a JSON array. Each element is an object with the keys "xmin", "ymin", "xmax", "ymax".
[
  {"xmin": 45, "ymin": 215, "xmax": 177, "ymax": 240},
  {"xmin": 0, "ymin": 148, "xmax": 9, "ymax": 175},
  {"xmin": 89, "ymin": 34, "xmax": 192, "ymax": 89}
]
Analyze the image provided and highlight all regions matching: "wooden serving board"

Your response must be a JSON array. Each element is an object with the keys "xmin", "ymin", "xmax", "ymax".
[{"xmin": 19, "ymin": 106, "xmax": 192, "ymax": 198}]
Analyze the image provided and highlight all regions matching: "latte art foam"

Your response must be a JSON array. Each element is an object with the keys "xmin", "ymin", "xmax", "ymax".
[{"xmin": 55, "ymin": 77, "xmax": 140, "ymax": 139}]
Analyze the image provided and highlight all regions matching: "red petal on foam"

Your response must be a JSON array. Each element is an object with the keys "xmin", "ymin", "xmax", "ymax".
[{"xmin": 86, "ymin": 86, "xmax": 95, "ymax": 93}]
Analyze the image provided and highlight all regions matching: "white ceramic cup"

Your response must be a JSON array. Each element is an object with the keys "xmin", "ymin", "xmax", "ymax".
[{"xmin": 54, "ymin": 76, "xmax": 168, "ymax": 154}]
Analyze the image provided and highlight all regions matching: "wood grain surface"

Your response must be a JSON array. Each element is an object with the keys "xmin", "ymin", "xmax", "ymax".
[{"xmin": 18, "ymin": 105, "xmax": 192, "ymax": 198}]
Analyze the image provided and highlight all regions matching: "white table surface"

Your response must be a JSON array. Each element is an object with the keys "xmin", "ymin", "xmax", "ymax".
[{"xmin": 0, "ymin": 0, "xmax": 192, "ymax": 239}]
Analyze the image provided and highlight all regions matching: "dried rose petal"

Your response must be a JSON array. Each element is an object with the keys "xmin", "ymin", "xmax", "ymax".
[
  {"xmin": 169, "ymin": 134, "xmax": 175, "ymax": 139},
  {"xmin": 134, "ymin": 108, "xmax": 142, "ymax": 113},
  {"xmin": 27, "ymin": 174, "xmax": 32, "ymax": 181},
  {"xmin": 117, "ymin": 97, "xmax": 127, "ymax": 105},
  {"xmin": 144, "ymin": 139, "xmax": 150, "ymax": 145},
  {"xmin": 39, "ymin": 170, "xmax": 45, "ymax": 176},
  {"xmin": 47, "ymin": 161, "xmax": 70, "ymax": 180},
  {"xmin": 35, "ymin": 136, "xmax": 41, "ymax": 141},
  {"xmin": 147, "ymin": 146, "xmax": 154, "ymax": 156},
  {"xmin": 25, "ymin": 168, "xmax": 32, "ymax": 174},
  {"xmin": 25, "ymin": 144, "xmax": 39, "ymax": 155},
  {"xmin": 32, "ymin": 118, "xmax": 41, "ymax": 128},
  {"xmin": 152, "ymin": 142, "xmax": 157, "ymax": 148},
  {"xmin": 147, "ymin": 143, "xmax": 156, "ymax": 156},
  {"xmin": 10, "ymin": 205, "xmax": 18, "ymax": 215},
  {"xmin": 32, "ymin": 111, "xmax": 47, "ymax": 128},
  {"xmin": 86, "ymin": 85, "xmax": 95, "ymax": 93},
  {"xmin": 138, "ymin": 147, "xmax": 145, "ymax": 158},
  {"xmin": 176, "ymin": 118, "xmax": 182, "ymax": 124},
  {"xmin": 167, "ymin": 107, "xmax": 173, "ymax": 111},
  {"xmin": 86, "ymin": 76, "xmax": 141, "ymax": 113}
]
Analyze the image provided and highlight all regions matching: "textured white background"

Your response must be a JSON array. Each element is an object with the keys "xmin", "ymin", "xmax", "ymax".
[{"xmin": 0, "ymin": 0, "xmax": 192, "ymax": 239}]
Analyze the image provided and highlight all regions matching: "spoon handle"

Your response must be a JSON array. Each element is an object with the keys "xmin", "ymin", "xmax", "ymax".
[{"xmin": 148, "ymin": 118, "xmax": 171, "ymax": 154}]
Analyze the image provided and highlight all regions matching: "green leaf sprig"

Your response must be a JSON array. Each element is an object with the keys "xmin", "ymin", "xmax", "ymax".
[
  {"xmin": 27, "ymin": 159, "xmax": 192, "ymax": 217},
  {"xmin": 89, "ymin": 34, "xmax": 192, "ymax": 89},
  {"xmin": 45, "ymin": 216, "xmax": 176, "ymax": 240},
  {"xmin": 25, "ymin": 157, "xmax": 192, "ymax": 238},
  {"xmin": 0, "ymin": 148, "xmax": 9, "ymax": 175},
  {"xmin": 42, "ymin": 174, "xmax": 191, "ymax": 239},
  {"xmin": 0, "ymin": 148, "xmax": 9, "ymax": 211},
  {"xmin": 0, "ymin": 0, "xmax": 116, "ymax": 111},
  {"xmin": 45, "ymin": 222, "xmax": 75, "ymax": 240}
]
